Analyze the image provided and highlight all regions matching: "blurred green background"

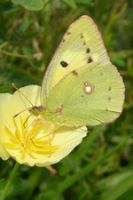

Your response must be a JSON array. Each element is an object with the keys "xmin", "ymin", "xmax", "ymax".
[{"xmin": 0, "ymin": 0, "xmax": 133, "ymax": 199}]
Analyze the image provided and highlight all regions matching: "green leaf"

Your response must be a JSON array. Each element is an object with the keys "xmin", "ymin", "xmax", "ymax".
[
  {"xmin": 101, "ymin": 171, "xmax": 133, "ymax": 200},
  {"xmin": 12, "ymin": 0, "xmax": 44, "ymax": 11},
  {"xmin": 62, "ymin": 0, "xmax": 77, "ymax": 9},
  {"xmin": 0, "ymin": 2, "xmax": 13, "ymax": 12},
  {"xmin": 75, "ymin": 0, "xmax": 92, "ymax": 5},
  {"xmin": 116, "ymin": 189, "xmax": 133, "ymax": 200}
]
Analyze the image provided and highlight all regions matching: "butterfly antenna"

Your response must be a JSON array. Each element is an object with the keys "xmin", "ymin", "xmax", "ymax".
[{"xmin": 12, "ymin": 83, "xmax": 34, "ymax": 107}]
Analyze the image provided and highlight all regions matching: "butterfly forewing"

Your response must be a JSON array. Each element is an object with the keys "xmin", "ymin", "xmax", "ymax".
[{"xmin": 41, "ymin": 15, "xmax": 109, "ymax": 102}]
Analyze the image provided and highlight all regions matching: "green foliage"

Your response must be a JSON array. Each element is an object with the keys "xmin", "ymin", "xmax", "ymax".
[
  {"xmin": 11, "ymin": 0, "xmax": 45, "ymax": 11},
  {"xmin": 0, "ymin": 0, "xmax": 132, "ymax": 199}
]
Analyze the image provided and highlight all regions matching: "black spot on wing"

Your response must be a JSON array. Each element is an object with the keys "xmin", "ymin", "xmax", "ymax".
[
  {"xmin": 55, "ymin": 105, "xmax": 64, "ymax": 114},
  {"xmin": 100, "ymin": 72, "xmax": 103, "ymax": 76},
  {"xmin": 72, "ymin": 70, "xmax": 78, "ymax": 76},
  {"xmin": 79, "ymin": 33, "xmax": 93, "ymax": 63},
  {"xmin": 88, "ymin": 57, "xmax": 93, "ymax": 63},
  {"xmin": 67, "ymin": 31, "xmax": 71, "ymax": 35},
  {"xmin": 80, "ymin": 33, "xmax": 86, "ymax": 45},
  {"xmin": 60, "ymin": 61, "xmax": 68, "ymax": 67},
  {"xmin": 80, "ymin": 34, "xmax": 83, "ymax": 38},
  {"xmin": 108, "ymin": 86, "xmax": 112, "ymax": 91},
  {"xmin": 86, "ymin": 48, "xmax": 90, "ymax": 53},
  {"xmin": 108, "ymin": 97, "xmax": 111, "ymax": 101},
  {"xmin": 83, "ymin": 41, "xmax": 86, "ymax": 45}
]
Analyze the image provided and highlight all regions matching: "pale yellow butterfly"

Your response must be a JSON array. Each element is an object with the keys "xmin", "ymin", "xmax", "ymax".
[{"xmin": 34, "ymin": 15, "xmax": 125, "ymax": 127}]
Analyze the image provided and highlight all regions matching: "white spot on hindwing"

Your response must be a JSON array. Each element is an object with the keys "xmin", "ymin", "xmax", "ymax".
[
  {"xmin": 84, "ymin": 82, "xmax": 94, "ymax": 94},
  {"xmin": 92, "ymin": 53, "xmax": 99, "ymax": 62}
]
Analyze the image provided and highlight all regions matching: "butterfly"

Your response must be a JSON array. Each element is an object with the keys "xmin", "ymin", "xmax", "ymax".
[{"xmin": 34, "ymin": 15, "xmax": 125, "ymax": 127}]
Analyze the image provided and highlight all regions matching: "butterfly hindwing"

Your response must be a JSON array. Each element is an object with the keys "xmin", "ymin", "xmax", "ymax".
[{"xmin": 44, "ymin": 62, "xmax": 124, "ymax": 127}]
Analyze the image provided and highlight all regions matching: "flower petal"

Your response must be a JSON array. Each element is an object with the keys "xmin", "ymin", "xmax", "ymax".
[
  {"xmin": 0, "ymin": 85, "xmax": 87, "ymax": 166},
  {"xmin": 36, "ymin": 126, "xmax": 87, "ymax": 167},
  {"xmin": 0, "ymin": 93, "xmax": 12, "ymax": 160}
]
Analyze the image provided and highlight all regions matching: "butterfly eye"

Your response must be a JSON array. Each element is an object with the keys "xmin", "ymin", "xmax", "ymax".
[{"xmin": 60, "ymin": 61, "xmax": 68, "ymax": 67}]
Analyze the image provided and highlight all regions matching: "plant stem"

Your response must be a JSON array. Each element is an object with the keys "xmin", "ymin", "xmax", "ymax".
[
  {"xmin": 0, "ymin": 49, "xmax": 31, "ymax": 59},
  {"xmin": 0, "ymin": 162, "xmax": 19, "ymax": 200}
]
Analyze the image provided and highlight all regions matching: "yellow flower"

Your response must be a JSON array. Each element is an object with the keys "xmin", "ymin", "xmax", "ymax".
[{"xmin": 0, "ymin": 85, "xmax": 87, "ymax": 167}]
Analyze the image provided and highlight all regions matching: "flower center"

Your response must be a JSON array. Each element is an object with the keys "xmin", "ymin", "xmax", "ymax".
[{"xmin": 4, "ymin": 114, "xmax": 58, "ymax": 158}]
